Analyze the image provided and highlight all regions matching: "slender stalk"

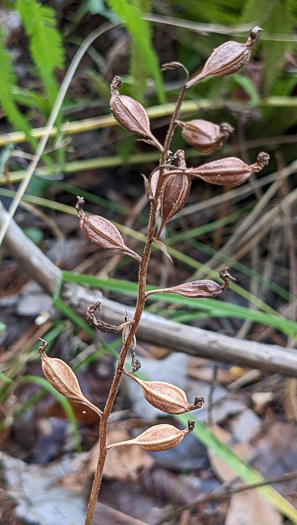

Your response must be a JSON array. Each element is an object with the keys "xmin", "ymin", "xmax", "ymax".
[{"xmin": 84, "ymin": 82, "xmax": 188, "ymax": 525}]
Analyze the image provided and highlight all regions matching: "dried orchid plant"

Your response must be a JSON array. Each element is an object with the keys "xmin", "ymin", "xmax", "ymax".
[{"xmin": 39, "ymin": 27, "xmax": 269, "ymax": 525}]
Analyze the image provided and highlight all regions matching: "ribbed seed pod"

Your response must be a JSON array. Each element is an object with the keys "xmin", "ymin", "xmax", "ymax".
[
  {"xmin": 146, "ymin": 279, "xmax": 225, "ymax": 299},
  {"xmin": 39, "ymin": 340, "xmax": 102, "ymax": 417},
  {"xmin": 189, "ymin": 152, "xmax": 269, "ymax": 187},
  {"xmin": 157, "ymin": 173, "xmax": 191, "ymax": 235},
  {"xmin": 110, "ymin": 76, "xmax": 163, "ymax": 152},
  {"xmin": 123, "ymin": 369, "xmax": 204, "ymax": 414},
  {"xmin": 177, "ymin": 119, "xmax": 234, "ymax": 154},
  {"xmin": 186, "ymin": 26, "xmax": 262, "ymax": 88},
  {"xmin": 76, "ymin": 196, "xmax": 141, "ymax": 262},
  {"xmin": 107, "ymin": 421, "xmax": 195, "ymax": 451}
]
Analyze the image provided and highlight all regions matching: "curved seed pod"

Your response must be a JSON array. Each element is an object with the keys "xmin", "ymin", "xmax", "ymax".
[
  {"xmin": 76, "ymin": 196, "xmax": 141, "ymax": 262},
  {"xmin": 110, "ymin": 76, "xmax": 163, "ymax": 152},
  {"xmin": 177, "ymin": 119, "xmax": 234, "ymax": 154},
  {"xmin": 157, "ymin": 173, "xmax": 191, "ymax": 235},
  {"xmin": 189, "ymin": 152, "xmax": 269, "ymax": 187},
  {"xmin": 123, "ymin": 369, "xmax": 204, "ymax": 414},
  {"xmin": 146, "ymin": 279, "xmax": 225, "ymax": 299},
  {"xmin": 39, "ymin": 339, "xmax": 102, "ymax": 417},
  {"xmin": 186, "ymin": 26, "xmax": 262, "ymax": 88},
  {"xmin": 107, "ymin": 421, "xmax": 195, "ymax": 451}
]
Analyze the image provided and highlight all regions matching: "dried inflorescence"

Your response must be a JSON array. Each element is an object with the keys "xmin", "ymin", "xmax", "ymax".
[{"xmin": 39, "ymin": 26, "xmax": 268, "ymax": 525}]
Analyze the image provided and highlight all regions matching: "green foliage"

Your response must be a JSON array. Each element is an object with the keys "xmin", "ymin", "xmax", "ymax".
[
  {"xmin": 16, "ymin": 0, "xmax": 64, "ymax": 110},
  {"xmin": 60, "ymin": 271, "xmax": 297, "ymax": 337},
  {"xmin": 241, "ymin": 0, "xmax": 295, "ymax": 96},
  {"xmin": 0, "ymin": 27, "xmax": 37, "ymax": 148},
  {"xmin": 106, "ymin": 0, "xmax": 166, "ymax": 104},
  {"xmin": 170, "ymin": 0, "xmax": 243, "ymax": 25}
]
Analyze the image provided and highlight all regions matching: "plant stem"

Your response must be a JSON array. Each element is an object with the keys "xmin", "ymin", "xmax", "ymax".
[{"xmin": 84, "ymin": 82, "xmax": 188, "ymax": 525}]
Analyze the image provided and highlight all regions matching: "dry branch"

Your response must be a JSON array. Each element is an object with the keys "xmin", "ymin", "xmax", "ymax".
[{"xmin": 1, "ymin": 200, "xmax": 297, "ymax": 377}]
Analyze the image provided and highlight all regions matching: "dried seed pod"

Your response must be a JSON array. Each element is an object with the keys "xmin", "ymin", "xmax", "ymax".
[
  {"xmin": 146, "ymin": 279, "xmax": 225, "ymax": 298},
  {"xmin": 39, "ymin": 339, "xmax": 102, "ymax": 417},
  {"xmin": 123, "ymin": 369, "xmax": 204, "ymax": 414},
  {"xmin": 76, "ymin": 196, "xmax": 141, "ymax": 262},
  {"xmin": 110, "ymin": 76, "xmax": 163, "ymax": 152},
  {"xmin": 189, "ymin": 152, "xmax": 269, "ymax": 187},
  {"xmin": 157, "ymin": 173, "xmax": 191, "ymax": 235},
  {"xmin": 177, "ymin": 119, "xmax": 234, "ymax": 154},
  {"xmin": 186, "ymin": 26, "xmax": 262, "ymax": 88},
  {"xmin": 107, "ymin": 421, "xmax": 194, "ymax": 451}
]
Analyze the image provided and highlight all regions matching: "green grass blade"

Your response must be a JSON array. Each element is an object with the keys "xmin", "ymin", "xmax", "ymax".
[
  {"xmin": 61, "ymin": 271, "xmax": 297, "ymax": 336},
  {"xmin": 107, "ymin": 0, "xmax": 165, "ymax": 103}
]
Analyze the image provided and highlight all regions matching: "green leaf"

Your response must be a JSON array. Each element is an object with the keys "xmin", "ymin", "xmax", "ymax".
[
  {"xmin": 11, "ymin": 86, "xmax": 49, "ymax": 113},
  {"xmin": 17, "ymin": 0, "xmax": 64, "ymax": 107},
  {"xmin": 107, "ymin": 0, "xmax": 166, "ymax": 104},
  {"xmin": 0, "ymin": 27, "xmax": 37, "ymax": 148}
]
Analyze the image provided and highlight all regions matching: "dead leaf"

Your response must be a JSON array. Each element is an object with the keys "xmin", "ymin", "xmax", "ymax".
[{"xmin": 226, "ymin": 490, "xmax": 282, "ymax": 525}]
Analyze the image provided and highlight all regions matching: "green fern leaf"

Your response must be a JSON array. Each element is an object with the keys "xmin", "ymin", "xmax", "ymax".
[
  {"xmin": 0, "ymin": 27, "xmax": 37, "ymax": 148},
  {"xmin": 17, "ymin": 0, "xmax": 64, "ymax": 107},
  {"xmin": 107, "ymin": 0, "xmax": 166, "ymax": 104}
]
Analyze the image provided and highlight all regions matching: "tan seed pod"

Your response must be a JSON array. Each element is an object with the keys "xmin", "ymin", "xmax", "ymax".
[
  {"xmin": 110, "ymin": 76, "xmax": 163, "ymax": 152},
  {"xmin": 146, "ymin": 279, "xmax": 225, "ymax": 299},
  {"xmin": 186, "ymin": 26, "xmax": 262, "ymax": 88},
  {"xmin": 189, "ymin": 152, "xmax": 269, "ymax": 187},
  {"xmin": 107, "ymin": 422, "xmax": 194, "ymax": 451},
  {"xmin": 157, "ymin": 173, "xmax": 191, "ymax": 236},
  {"xmin": 122, "ymin": 369, "xmax": 204, "ymax": 414},
  {"xmin": 76, "ymin": 196, "xmax": 141, "ymax": 262},
  {"xmin": 177, "ymin": 119, "xmax": 234, "ymax": 154},
  {"xmin": 39, "ymin": 339, "xmax": 102, "ymax": 417}
]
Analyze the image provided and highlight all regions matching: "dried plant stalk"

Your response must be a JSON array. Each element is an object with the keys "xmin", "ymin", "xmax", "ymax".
[{"xmin": 37, "ymin": 26, "xmax": 266, "ymax": 525}]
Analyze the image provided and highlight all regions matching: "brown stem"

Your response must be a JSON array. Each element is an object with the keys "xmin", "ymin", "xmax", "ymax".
[{"xmin": 84, "ymin": 82, "xmax": 188, "ymax": 525}]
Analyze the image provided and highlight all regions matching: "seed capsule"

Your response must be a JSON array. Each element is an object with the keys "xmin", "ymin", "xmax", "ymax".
[
  {"xmin": 158, "ymin": 173, "xmax": 191, "ymax": 234},
  {"xmin": 39, "ymin": 339, "xmax": 102, "ymax": 417},
  {"xmin": 76, "ymin": 196, "xmax": 141, "ymax": 262},
  {"xmin": 123, "ymin": 369, "xmax": 204, "ymax": 414},
  {"xmin": 186, "ymin": 26, "xmax": 262, "ymax": 88},
  {"xmin": 177, "ymin": 119, "xmax": 234, "ymax": 154},
  {"xmin": 110, "ymin": 76, "xmax": 163, "ymax": 152},
  {"xmin": 189, "ymin": 152, "xmax": 269, "ymax": 187},
  {"xmin": 107, "ymin": 422, "xmax": 194, "ymax": 451},
  {"xmin": 146, "ymin": 279, "xmax": 226, "ymax": 299}
]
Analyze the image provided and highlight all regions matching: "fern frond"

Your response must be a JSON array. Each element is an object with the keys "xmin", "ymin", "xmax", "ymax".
[
  {"xmin": 0, "ymin": 27, "xmax": 37, "ymax": 148},
  {"xmin": 16, "ymin": 0, "xmax": 64, "ymax": 107},
  {"xmin": 107, "ymin": 0, "xmax": 166, "ymax": 104}
]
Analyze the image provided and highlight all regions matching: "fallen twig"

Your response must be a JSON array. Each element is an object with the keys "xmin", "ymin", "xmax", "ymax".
[{"xmin": 1, "ymin": 200, "xmax": 297, "ymax": 376}]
